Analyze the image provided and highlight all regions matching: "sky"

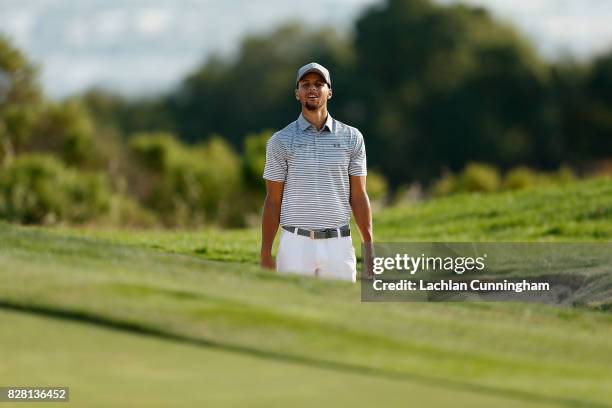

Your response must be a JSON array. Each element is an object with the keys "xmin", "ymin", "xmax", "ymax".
[{"xmin": 1, "ymin": 0, "xmax": 612, "ymax": 98}]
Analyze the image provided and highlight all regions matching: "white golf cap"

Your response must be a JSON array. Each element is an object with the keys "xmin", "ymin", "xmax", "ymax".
[{"xmin": 296, "ymin": 62, "xmax": 331, "ymax": 87}]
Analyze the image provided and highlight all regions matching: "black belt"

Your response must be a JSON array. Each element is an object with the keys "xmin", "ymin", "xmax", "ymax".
[{"xmin": 282, "ymin": 225, "xmax": 350, "ymax": 239}]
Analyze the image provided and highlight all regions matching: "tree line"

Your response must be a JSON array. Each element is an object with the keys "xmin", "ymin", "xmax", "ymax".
[
  {"xmin": 83, "ymin": 0, "xmax": 611, "ymax": 186},
  {"xmin": 1, "ymin": 0, "xmax": 610, "ymax": 227}
]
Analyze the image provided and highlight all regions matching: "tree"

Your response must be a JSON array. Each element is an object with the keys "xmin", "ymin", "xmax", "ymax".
[
  {"xmin": 80, "ymin": 87, "xmax": 175, "ymax": 137},
  {"xmin": 0, "ymin": 35, "xmax": 43, "ymax": 165},
  {"xmin": 560, "ymin": 53, "xmax": 612, "ymax": 161},
  {"xmin": 352, "ymin": 0, "xmax": 555, "ymax": 185},
  {"xmin": 167, "ymin": 23, "xmax": 354, "ymax": 147},
  {"xmin": 26, "ymin": 100, "xmax": 95, "ymax": 167},
  {"xmin": 242, "ymin": 130, "xmax": 273, "ymax": 193}
]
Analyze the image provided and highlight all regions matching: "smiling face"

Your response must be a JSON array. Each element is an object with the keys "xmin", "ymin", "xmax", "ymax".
[{"xmin": 295, "ymin": 72, "xmax": 332, "ymax": 111}]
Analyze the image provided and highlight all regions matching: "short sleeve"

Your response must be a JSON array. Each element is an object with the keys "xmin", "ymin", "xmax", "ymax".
[
  {"xmin": 263, "ymin": 134, "xmax": 288, "ymax": 182},
  {"xmin": 348, "ymin": 129, "xmax": 367, "ymax": 176}
]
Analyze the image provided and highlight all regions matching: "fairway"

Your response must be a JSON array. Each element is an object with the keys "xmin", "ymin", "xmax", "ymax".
[
  {"xmin": 1, "ymin": 308, "xmax": 556, "ymax": 408},
  {"xmin": 1, "ymin": 178, "xmax": 611, "ymax": 407}
]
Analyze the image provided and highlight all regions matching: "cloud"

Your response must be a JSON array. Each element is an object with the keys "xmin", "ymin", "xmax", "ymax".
[
  {"xmin": 0, "ymin": 10, "xmax": 36, "ymax": 47},
  {"xmin": 134, "ymin": 8, "xmax": 172, "ymax": 37},
  {"xmin": 440, "ymin": 0, "xmax": 612, "ymax": 59},
  {"xmin": 2, "ymin": 0, "xmax": 612, "ymax": 97},
  {"xmin": 542, "ymin": 14, "xmax": 612, "ymax": 58},
  {"xmin": 438, "ymin": 0, "xmax": 556, "ymax": 14},
  {"xmin": 96, "ymin": 9, "xmax": 130, "ymax": 39},
  {"xmin": 41, "ymin": 53, "xmax": 195, "ymax": 96},
  {"xmin": 65, "ymin": 9, "xmax": 131, "ymax": 47}
]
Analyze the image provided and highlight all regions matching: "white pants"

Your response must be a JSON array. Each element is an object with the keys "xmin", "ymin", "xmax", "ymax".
[{"xmin": 276, "ymin": 228, "xmax": 357, "ymax": 282}]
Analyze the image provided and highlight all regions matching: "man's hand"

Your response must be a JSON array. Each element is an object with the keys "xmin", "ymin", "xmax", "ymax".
[
  {"xmin": 360, "ymin": 241, "xmax": 375, "ymax": 280},
  {"xmin": 361, "ymin": 242, "xmax": 375, "ymax": 280},
  {"xmin": 260, "ymin": 252, "xmax": 276, "ymax": 270}
]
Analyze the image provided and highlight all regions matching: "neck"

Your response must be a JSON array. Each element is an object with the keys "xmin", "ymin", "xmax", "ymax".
[{"xmin": 302, "ymin": 106, "xmax": 328, "ymax": 131}]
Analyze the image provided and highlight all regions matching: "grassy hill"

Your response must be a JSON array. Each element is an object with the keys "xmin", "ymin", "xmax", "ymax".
[
  {"xmin": 0, "ymin": 177, "xmax": 610, "ymax": 407},
  {"xmin": 45, "ymin": 176, "xmax": 612, "ymax": 262}
]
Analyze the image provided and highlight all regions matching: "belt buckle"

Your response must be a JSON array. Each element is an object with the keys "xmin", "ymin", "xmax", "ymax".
[{"xmin": 309, "ymin": 230, "xmax": 315, "ymax": 239}]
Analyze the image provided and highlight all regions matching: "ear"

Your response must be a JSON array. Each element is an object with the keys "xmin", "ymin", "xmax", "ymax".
[
  {"xmin": 327, "ymin": 88, "xmax": 333, "ymax": 99},
  {"xmin": 295, "ymin": 89, "xmax": 299, "ymax": 100}
]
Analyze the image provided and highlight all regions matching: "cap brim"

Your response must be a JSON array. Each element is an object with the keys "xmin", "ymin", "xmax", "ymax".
[{"xmin": 297, "ymin": 69, "xmax": 330, "ymax": 86}]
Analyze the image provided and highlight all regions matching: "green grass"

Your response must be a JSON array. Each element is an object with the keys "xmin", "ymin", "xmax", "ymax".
[
  {"xmin": 0, "ymin": 177, "xmax": 611, "ymax": 407},
  {"xmin": 43, "ymin": 177, "xmax": 612, "ymax": 263},
  {"xmin": 375, "ymin": 177, "xmax": 612, "ymax": 242},
  {"xmin": 1, "ymin": 308, "xmax": 558, "ymax": 408}
]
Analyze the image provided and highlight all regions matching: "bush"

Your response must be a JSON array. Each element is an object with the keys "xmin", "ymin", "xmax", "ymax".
[
  {"xmin": 431, "ymin": 171, "xmax": 459, "ymax": 197},
  {"xmin": 503, "ymin": 166, "xmax": 540, "ymax": 190},
  {"xmin": 106, "ymin": 195, "xmax": 158, "ymax": 228},
  {"xmin": 433, "ymin": 163, "xmax": 580, "ymax": 196},
  {"xmin": 0, "ymin": 154, "xmax": 110, "ymax": 224},
  {"xmin": 503, "ymin": 165, "xmax": 576, "ymax": 190},
  {"xmin": 243, "ymin": 130, "xmax": 272, "ymax": 192},
  {"xmin": 461, "ymin": 162, "xmax": 501, "ymax": 193},
  {"xmin": 27, "ymin": 101, "xmax": 95, "ymax": 167},
  {"xmin": 366, "ymin": 170, "xmax": 389, "ymax": 202},
  {"xmin": 432, "ymin": 163, "xmax": 501, "ymax": 196},
  {"xmin": 128, "ymin": 133, "xmax": 244, "ymax": 227},
  {"xmin": 552, "ymin": 165, "xmax": 576, "ymax": 184},
  {"xmin": 128, "ymin": 133, "xmax": 178, "ymax": 173}
]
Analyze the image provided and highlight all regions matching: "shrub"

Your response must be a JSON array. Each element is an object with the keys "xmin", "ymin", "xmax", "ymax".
[
  {"xmin": 432, "ymin": 163, "xmax": 501, "ymax": 196},
  {"xmin": 0, "ymin": 154, "xmax": 110, "ymax": 224},
  {"xmin": 503, "ymin": 166, "xmax": 539, "ymax": 190},
  {"xmin": 366, "ymin": 170, "xmax": 389, "ymax": 202},
  {"xmin": 27, "ymin": 101, "xmax": 95, "ymax": 167},
  {"xmin": 128, "ymin": 133, "xmax": 244, "ymax": 227},
  {"xmin": 553, "ymin": 165, "xmax": 576, "ymax": 184},
  {"xmin": 461, "ymin": 162, "xmax": 501, "ymax": 193},
  {"xmin": 242, "ymin": 130, "xmax": 272, "ymax": 192},
  {"xmin": 503, "ymin": 165, "xmax": 576, "ymax": 191},
  {"xmin": 106, "ymin": 195, "xmax": 158, "ymax": 228},
  {"xmin": 128, "ymin": 133, "xmax": 178, "ymax": 173},
  {"xmin": 434, "ymin": 163, "xmax": 580, "ymax": 196},
  {"xmin": 431, "ymin": 171, "xmax": 459, "ymax": 197}
]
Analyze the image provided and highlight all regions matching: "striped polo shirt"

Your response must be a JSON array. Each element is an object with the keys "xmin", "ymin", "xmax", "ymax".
[{"xmin": 263, "ymin": 113, "xmax": 367, "ymax": 230}]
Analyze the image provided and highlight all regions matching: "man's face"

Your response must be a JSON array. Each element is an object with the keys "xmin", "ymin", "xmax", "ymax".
[{"xmin": 295, "ymin": 72, "xmax": 332, "ymax": 111}]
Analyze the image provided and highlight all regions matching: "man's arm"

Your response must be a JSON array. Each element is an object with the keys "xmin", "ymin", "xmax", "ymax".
[
  {"xmin": 350, "ymin": 175, "xmax": 374, "ymax": 278},
  {"xmin": 350, "ymin": 175, "xmax": 373, "ymax": 242},
  {"xmin": 260, "ymin": 180, "xmax": 284, "ymax": 269}
]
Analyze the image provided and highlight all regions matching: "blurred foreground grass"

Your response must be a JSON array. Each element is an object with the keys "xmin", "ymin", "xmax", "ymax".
[
  {"xmin": 0, "ymin": 177, "xmax": 611, "ymax": 407},
  {"xmin": 1, "ymin": 308, "xmax": 554, "ymax": 408}
]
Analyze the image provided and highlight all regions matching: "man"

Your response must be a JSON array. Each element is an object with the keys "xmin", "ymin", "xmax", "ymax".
[{"xmin": 260, "ymin": 62, "xmax": 373, "ymax": 282}]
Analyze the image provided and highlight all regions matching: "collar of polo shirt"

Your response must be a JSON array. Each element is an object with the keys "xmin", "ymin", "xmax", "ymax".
[{"xmin": 297, "ymin": 113, "xmax": 334, "ymax": 133}]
